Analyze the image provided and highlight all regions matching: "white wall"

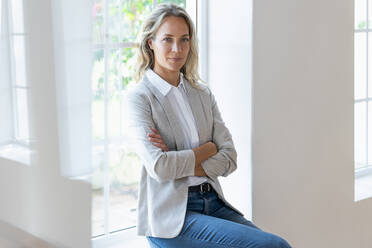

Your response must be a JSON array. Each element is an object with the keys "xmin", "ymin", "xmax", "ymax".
[
  {"xmin": 209, "ymin": 0, "xmax": 372, "ymax": 247},
  {"xmin": 0, "ymin": 0, "xmax": 91, "ymax": 247},
  {"xmin": 208, "ymin": 0, "xmax": 253, "ymax": 221}
]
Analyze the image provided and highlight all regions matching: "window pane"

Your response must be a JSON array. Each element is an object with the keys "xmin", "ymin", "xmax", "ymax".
[
  {"xmin": 10, "ymin": 0, "xmax": 24, "ymax": 33},
  {"xmin": 15, "ymin": 88, "xmax": 29, "ymax": 141},
  {"xmin": 107, "ymin": 0, "xmax": 122, "ymax": 43},
  {"xmin": 368, "ymin": 33, "xmax": 372, "ymax": 98},
  {"xmin": 355, "ymin": 102, "xmax": 367, "ymax": 169},
  {"xmin": 91, "ymin": 145, "xmax": 105, "ymax": 237},
  {"xmin": 355, "ymin": 0, "xmax": 367, "ymax": 29},
  {"xmin": 109, "ymin": 143, "xmax": 141, "ymax": 232},
  {"xmin": 107, "ymin": 99, "xmax": 121, "ymax": 138},
  {"xmin": 369, "ymin": 0, "xmax": 372, "ymax": 28},
  {"xmin": 0, "ymin": 89, "xmax": 13, "ymax": 143},
  {"xmin": 91, "ymin": 48, "xmax": 105, "ymax": 237},
  {"xmin": 12, "ymin": 35, "xmax": 27, "ymax": 86},
  {"xmin": 0, "ymin": 0, "xmax": 3, "ymax": 34},
  {"xmin": 107, "ymin": 47, "xmax": 141, "ymax": 231},
  {"xmin": 158, "ymin": 0, "xmax": 186, "ymax": 8},
  {"xmin": 92, "ymin": 49, "xmax": 105, "ymax": 141},
  {"xmin": 92, "ymin": 0, "xmax": 104, "ymax": 44},
  {"xmin": 368, "ymin": 102, "xmax": 372, "ymax": 167},
  {"xmin": 108, "ymin": 48, "xmax": 121, "ymax": 138},
  {"xmin": 109, "ymin": 0, "xmax": 153, "ymax": 43},
  {"xmin": 92, "ymin": 99, "xmax": 105, "ymax": 141},
  {"xmin": 355, "ymin": 32, "xmax": 367, "ymax": 100},
  {"xmin": 108, "ymin": 48, "xmax": 121, "ymax": 92},
  {"xmin": 107, "ymin": 48, "xmax": 136, "ymax": 138},
  {"xmin": 121, "ymin": 48, "xmax": 137, "ymax": 88}
]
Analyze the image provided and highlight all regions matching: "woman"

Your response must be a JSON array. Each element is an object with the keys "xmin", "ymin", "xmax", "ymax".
[{"xmin": 125, "ymin": 3, "xmax": 292, "ymax": 248}]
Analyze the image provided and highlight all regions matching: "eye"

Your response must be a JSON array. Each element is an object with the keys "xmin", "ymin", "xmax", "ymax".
[
  {"xmin": 181, "ymin": 37, "xmax": 190, "ymax": 42},
  {"xmin": 163, "ymin": 37, "xmax": 172, "ymax": 42}
]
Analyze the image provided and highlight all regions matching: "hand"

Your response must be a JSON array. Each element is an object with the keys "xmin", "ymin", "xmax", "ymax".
[
  {"xmin": 192, "ymin": 141, "xmax": 217, "ymax": 177},
  {"xmin": 195, "ymin": 163, "xmax": 208, "ymax": 177},
  {"xmin": 148, "ymin": 127, "xmax": 169, "ymax": 152},
  {"xmin": 205, "ymin": 141, "xmax": 218, "ymax": 156}
]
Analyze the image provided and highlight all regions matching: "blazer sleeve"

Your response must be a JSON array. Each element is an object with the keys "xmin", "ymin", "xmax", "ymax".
[
  {"xmin": 201, "ymin": 88, "xmax": 238, "ymax": 179},
  {"xmin": 124, "ymin": 90, "xmax": 196, "ymax": 183}
]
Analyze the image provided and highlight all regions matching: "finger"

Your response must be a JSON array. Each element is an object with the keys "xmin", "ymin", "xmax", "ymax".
[
  {"xmin": 151, "ymin": 135, "xmax": 165, "ymax": 144},
  {"xmin": 152, "ymin": 142, "xmax": 167, "ymax": 151},
  {"xmin": 151, "ymin": 142, "xmax": 161, "ymax": 147},
  {"xmin": 151, "ymin": 142, "xmax": 162, "ymax": 149},
  {"xmin": 151, "ymin": 127, "xmax": 159, "ymax": 134},
  {"xmin": 160, "ymin": 144, "xmax": 169, "ymax": 151},
  {"xmin": 148, "ymin": 133, "xmax": 162, "ymax": 139},
  {"xmin": 151, "ymin": 141, "xmax": 168, "ymax": 150},
  {"xmin": 149, "ymin": 138, "xmax": 165, "ymax": 146},
  {"xmin": 149, "ymin": 137, "xmax": 163, "ymax": 143}
]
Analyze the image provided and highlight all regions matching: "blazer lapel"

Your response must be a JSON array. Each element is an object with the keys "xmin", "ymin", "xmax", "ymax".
[
  {"xmin": 183, "ymin": 80, "xmax": 208, "ymax": 143},
  {"xmin": 142, "ymin": 76, "xmax": 186, "ymax": 151}
]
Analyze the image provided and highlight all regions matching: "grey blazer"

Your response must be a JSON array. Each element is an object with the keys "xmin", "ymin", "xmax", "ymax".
[{"xmin": 125, "ymin": 74, "xmax": 244, "ymax": 238}]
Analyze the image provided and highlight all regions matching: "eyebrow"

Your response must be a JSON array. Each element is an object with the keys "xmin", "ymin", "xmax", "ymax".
[{"xmin": 163, "ymin": 34, "xmax": 190, "ymax": 37}]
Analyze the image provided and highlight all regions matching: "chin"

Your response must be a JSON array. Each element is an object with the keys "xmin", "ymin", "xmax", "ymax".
[{"xmin": 167, "ymin": 65, "xmax": 184, "ymax": 72}]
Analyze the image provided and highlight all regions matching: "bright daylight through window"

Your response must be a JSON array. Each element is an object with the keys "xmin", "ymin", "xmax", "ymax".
[
  {"xmin": 91, "ymin": 0, "xmax": 191, "ymax": 238},
  {"xmin": 355, "ymin": 0, "xmax": 372, "ymax": 176}
]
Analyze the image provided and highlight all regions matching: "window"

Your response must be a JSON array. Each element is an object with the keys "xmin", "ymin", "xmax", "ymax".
[
  {"xmin": 0, "ymin": 0, "xmax": 31, "ymax": 165},
  {"xmin": 91, "ymin": 0, "xmax": 205, "ymax": 242},
  {"xmin": 355, "ymin": 0, "xmax": 372, "ymax": 176}
]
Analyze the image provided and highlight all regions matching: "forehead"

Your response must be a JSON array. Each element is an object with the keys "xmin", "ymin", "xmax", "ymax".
[{"xmin": 156, "ymin": 16, "xmax": 189, "ymax": 36}]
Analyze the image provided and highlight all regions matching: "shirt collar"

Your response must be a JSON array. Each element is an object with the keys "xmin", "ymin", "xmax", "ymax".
[{"xmin": 145, "ymin": 68, "xmax": 187, "ymax": 96}]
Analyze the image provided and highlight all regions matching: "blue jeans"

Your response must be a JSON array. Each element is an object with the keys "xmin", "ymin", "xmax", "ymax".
[{"xmin": 146, "ymin": 186, "xmax": 292, "ymax": 248}]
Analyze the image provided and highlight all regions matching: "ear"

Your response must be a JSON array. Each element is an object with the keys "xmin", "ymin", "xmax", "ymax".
[{"xmin": 148, "ymin": 38, "xmax": 153, "ymax": 50}]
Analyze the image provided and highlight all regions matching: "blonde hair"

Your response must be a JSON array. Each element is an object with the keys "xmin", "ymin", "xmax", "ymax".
[{"xmin": 134, "ymin": 3, "xmax": 204, "ymax": 89}]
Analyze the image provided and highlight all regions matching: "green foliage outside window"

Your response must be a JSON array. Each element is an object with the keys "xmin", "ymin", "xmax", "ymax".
[
  {"xmin": 91, "ymin": 0, "xmax": 192, "ymax": 235},
  {"xmin": 91, "ymin": 0, "xmax": 186, "ymax": 190},
  {"xmin": 93, "ymin": 0, "xmax": 186, "ymax": 102},
  {"xmin": 93, "ymin": 0, "xmax": 154, "ymax": 102}
]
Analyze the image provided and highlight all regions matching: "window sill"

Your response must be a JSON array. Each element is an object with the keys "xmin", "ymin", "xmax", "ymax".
[
  {"xmin": 0, "ymin": 219, "xmax": 55, "ymax": 247},
  {"xmin": 0, "ymin": 143, "xmax": 36, "ymax": 166},
  {"xmin": 355, "ymin": 168, "xmax": 372, "ymax": 202},
  {"xmin": 92, "ymin": 227, "xmax": 149, "ymax": 248}
]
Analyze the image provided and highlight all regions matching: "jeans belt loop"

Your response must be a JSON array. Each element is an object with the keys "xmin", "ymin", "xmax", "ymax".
[{"xmin": 200, "ymin": 183, "xmax": 210, "ymax": 194}]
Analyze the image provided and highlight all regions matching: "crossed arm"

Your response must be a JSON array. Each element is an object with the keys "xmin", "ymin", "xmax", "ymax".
[
  {"xmin": 145, "ymin": 87, "xmax": 238, "ymax": 181},
  {"xmin": 148, "ymin": 127, "xmax": 217, "ymax": 177},
  {"xmin": 125, "ymin": 91, "xmax": 224, "ymax": 183}
]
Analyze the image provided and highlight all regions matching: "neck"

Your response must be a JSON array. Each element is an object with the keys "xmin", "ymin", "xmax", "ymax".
[{"xmin": 153, "ymin": 65, "xmax": 180, "ymax": 87}]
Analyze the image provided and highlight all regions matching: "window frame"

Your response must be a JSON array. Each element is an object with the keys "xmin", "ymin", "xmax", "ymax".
[
  {"xmin": 0, "ymin": 0, "xmax": 31, "ymax": 165},
  {"xmin": 355, "ymin": 0, "xmax": 372, "ymax": 178}
]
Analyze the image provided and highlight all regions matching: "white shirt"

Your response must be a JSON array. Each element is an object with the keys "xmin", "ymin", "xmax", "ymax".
[{"xmin": 145, "ymin": 69, "xmax": 208, "ymax": 186}]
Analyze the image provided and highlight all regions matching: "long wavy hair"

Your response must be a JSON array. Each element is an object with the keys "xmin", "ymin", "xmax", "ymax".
[{"xmin": 134, "ymin": 3, "xmax": 204, "ymax": 89}]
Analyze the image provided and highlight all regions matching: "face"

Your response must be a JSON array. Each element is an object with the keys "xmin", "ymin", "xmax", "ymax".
[{"xmin": 148, "ymin": 16, "xmax": 190, "ymax": 74}]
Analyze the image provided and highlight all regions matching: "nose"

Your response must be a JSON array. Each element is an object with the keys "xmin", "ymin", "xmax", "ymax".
[{"xmin": 171, "ymin": 41, "xmax": 182, "ymax": 52}]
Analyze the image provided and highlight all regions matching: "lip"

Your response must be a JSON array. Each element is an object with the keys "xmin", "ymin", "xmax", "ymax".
[{"xmin": 168, "ymin": 58, "xmax": 183, "ymax": 62}]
